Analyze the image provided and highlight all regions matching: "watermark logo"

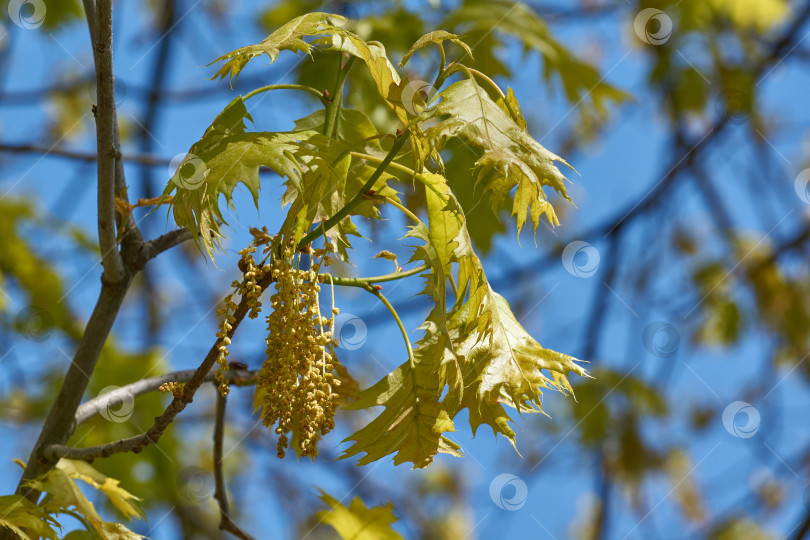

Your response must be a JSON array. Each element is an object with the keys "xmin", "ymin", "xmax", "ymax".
[
  {"xmin": 489, "ymin": 473, "xmax": 528, "ymax": 511},
  {"xmin": 96, "ymin": 385, "xmax": 135, "ymax": 423},
  {"xmin": 401, "ymin": 79, "xmax": 436, "ymax": 117},
  {"xmin": 794, "ymin": 169, "xmax": 810, "ymax": 205},
  {"xmin": 642, "ymin": 321, "xmax": 680, "ymax": 358},
  {"xmin": 334, "ymin": 312, "xmax": 367, "ymax": 350},
  {"xmin": 562, "ymin": 241, "xmax": 600, "ymax": 278},
  {"xmin": 716, "ymin": 89, "xmax": 751, "ymax": 123},
  {"xmin": 722, "ymin": 401, "xmax": 760, "ymax": 438},
  {"xmin": 634, "ymin": 8, "xmax": 673, "ymax": 45},
  {"xmin": 15, "ymin": 306, "xmax": 53, "ymax": 341},
  {"xmin": 169, "ymin": 153, "xmax": 208, "ymax": 191},
  {"xmin": 177, "ymin": 466, "xmax": 215, "ymax": 502},
  {"xmin": 7, "ymin": 0, "xmax": 46, "ymax": 30}
]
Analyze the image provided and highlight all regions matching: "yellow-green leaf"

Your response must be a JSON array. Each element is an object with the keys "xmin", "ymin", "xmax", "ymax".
[
  {"xmin": 399, "ymin": 30, "xmax": 473, "ymax": 69},
  {"xmin": 163, "ymin": 96, "xmax": 317, "ymax": 258},
  {"xmin": 340, "ymin": 360, "xmax": 461, "ymax": 468},
  {"xmin": 424, "ymin": 78, "xmax": 573, "ymax": 237},
  {"xmin": 317, "ymin": 490, "xmax": 404, "ymax": 540},
  {"xmin": 210, "ymin": 12, "xmax": 348, "ymax": 83}
]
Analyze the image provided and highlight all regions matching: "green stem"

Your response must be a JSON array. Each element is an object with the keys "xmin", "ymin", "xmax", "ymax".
[
  {"xmin": 319, "ymin": 264, "xmax": 428, "ymax": 287},
  {"xmin": 296, "ymin": 130, "xmax": 410, "ymax": 249},
  {"xmin": 438, "ymin": 42, "xmax": 447, "ymax": 71},
  {"xmin": 364, "ymin": 284, "xmax": 416, "ymax": 369},
  {"xmin": 445, "ymin": 64, "xmax": 505, "ymax": 99},
  {"xmin": 448, "ymin": 272, "xmax": 459, "ymax": 298},
  {"xmin": 375, "ymin": 195, "xmax": 420, "ymax": 223},
  {"xmin": 467, "ymin": 68, "xmax": 505, "ymax": 99},
  {"xmin": 350, "ymin": 152, "xmax": 416, "ymax": 177},
  {"xmin": 242, "ymin": 84, "xmax": 325, "ymax": 101},
  {"xmin": 323, "ymin": 55, "xmax": 356, "ymax": 138}
]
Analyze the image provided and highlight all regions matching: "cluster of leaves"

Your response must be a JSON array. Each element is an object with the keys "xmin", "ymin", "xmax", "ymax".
[
  {"xmin": 163, "ymin": 12, "xmax": 589, "ymax": 468},
  {"xmin": 259, "ymin": 0, "xmax": 628, "ymax": 253},
  {"xmin": 1, "ymin": 459, "xmax": 144, "ymax": 539}
]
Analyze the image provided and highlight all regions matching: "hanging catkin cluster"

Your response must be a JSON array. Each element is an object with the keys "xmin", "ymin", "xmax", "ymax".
[
  {"xmin": 214, "ymin": 244, "xmax": 269, "ymax": 397},
  {"xmin": 257, "ymin": 242, "xmax": 342, "ymax": 458}
]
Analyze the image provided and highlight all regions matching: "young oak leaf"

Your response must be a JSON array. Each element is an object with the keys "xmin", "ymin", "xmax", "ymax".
[
  {"xmin": 55, "ymin": 459, "xmax": 144, "ymax": 521},
  {"xmin": 423, "ymin": 77, "xmax": 574, "ymax": 237},
  {"xmin": 210, "ymin": 12, "xmax": 348, "ymax": 84},
  {"xmin": 26, "ymin": 460, "xmax": 144, "ymax": 539},
  {"xmin": 339, "ymin": 357, "xmax": 461, "ymax": 468},
  {"xmin": 340, "ymin": 172, "xmax": 586, "ymax": 463},
  {"xmin": 0, "ymin": 494, "xmax": 60, "ymax": 540},
  {"xmin": 278, "ymin": 132, "xmax": 400, "ymax": 257},
  {"xmin": 210, "ymin": 11, "xmax": 410, "ymax": 125},
  {"xmin": 317, "ymin": 490, "xmax": 404, "ymax": 540},
  {"xmin": 293, "ymin": 108, "xmax": 384, "ymax": 151},
  {"xmin": 457, "ymin": 291, "xmax": 590, "ymax": 414},
  {"xmin": 399, "ymin": 30, "xmax": 474, "ymax": 69},
  {"xmin": 317, "ymin": 33, "xmax": 409, "ymax": 122},
  {"xmin": 163, "ymin": 96, "xmax": 317, "ymax": 258},
  {"xmin": 414, "ymin": 172, "xmax": 588, "ymax": 450}
]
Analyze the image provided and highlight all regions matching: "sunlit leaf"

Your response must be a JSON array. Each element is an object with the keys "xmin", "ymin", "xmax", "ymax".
[{"xmin": 317, "ymin": 490, "xmax": 404, "ymax": 540}]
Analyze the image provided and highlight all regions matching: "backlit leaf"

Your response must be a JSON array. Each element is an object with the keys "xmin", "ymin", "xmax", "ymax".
[
  {"xmin": 423, "ymin": 78, "xmax": 573, "ymax": 237},
  {"xmin": 317, "ymin": 490, "xmax": 404, "ymax": 540},
  {"xmin": 399, "ymin": 31, "xmax": 473, "ymax": 69}
]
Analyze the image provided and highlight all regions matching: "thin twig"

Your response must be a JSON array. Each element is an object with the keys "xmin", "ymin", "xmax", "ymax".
[
  {"xmin": 93, "ymin": 0, "xmax": 125, "ymax": 281},
  {"xmin": 74, "ymin": 367, "xmax": 257, "ymax": 426},
  {"xmin": 0, "ymin": 143, "xmax": 172, "ymax": 166},
  {"xmin": 140, "ymin": 228, "xmax": 193, "ymax": 262},
  {"xmin": 42, "ymin": 272, "xmax": 274, "ymax": 462},
  {"xmin": 213, "ymin": 394, "xmax": 256, "ymax": 540}
]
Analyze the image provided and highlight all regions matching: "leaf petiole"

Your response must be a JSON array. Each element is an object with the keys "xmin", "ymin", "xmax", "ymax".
[
  {"xmin": 363, "ymin": 283, "xmax": 416, "ymax": 370},
  {"xmin": 242, "ymin": 84, "xmax": 325, "ymax": 101},
  {"xmin": 317, "ymin": 264, "xmax": 428, "ymax": 287}
]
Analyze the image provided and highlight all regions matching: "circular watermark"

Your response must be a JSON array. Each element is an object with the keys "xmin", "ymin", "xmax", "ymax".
[
  {"xmin": 489, "ymin": 474, "xmax": 528, "ymax": 511},
  {"xmin": 177, "ymin": 466, "xmax": 215, "ymax": 502},
  {"xmin": 722, "ymin": 401, "xmax": 760, "ymax": 438},
  {"xmin": 716, "ymin": 89, "xmax": 751, "ymax": 123},
  {"xmin": 794, "ymin": 169, "xmax": 810, "ymax": 205},
  {"xmin": 401, "ymin": 79, "xmax": 436, "ymax": 117},
  {"xmin": 561, "ymin": 241, "xmax": 600, "ymax": 278},
  {"xmin": 333, "ymin": 312, "xmax": 367, "ymax": 350},
  {"xmin": 14, "ymin": 306, "xmax": 53, "ymax": 341},
  {"xmin": 634, "ymin": 8, "xmax": 673, "ymax": 45},
  {"xmin": 7, "ymin": 0, "xmax": 46, "ymax": 30},
  {"xmin": 169, "ymin": 153, "xmax": 208, "ymax": 191},
  {"xmin": 642, "ymin": 321, "xmax": 680, "ymax": 358},
  {"xmin": 96, "ymin": 385, "xmax": 135, "ymax": 423}
]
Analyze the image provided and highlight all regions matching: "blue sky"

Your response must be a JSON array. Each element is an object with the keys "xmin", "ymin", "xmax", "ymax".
[{"xmin": 1, "ymin": 1, "xmax": 810, "ymax": 538}]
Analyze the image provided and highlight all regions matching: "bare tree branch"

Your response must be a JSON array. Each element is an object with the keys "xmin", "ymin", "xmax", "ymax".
[
  {"xmin": 141, "ymin": 228, "xmax": 194, "ymax": 263},
  {"xmin": 214, "ymin": 393, "xmax": 257, "ymax": 540},
  {"xmin": 42, "ymin": 272, "xmax": 273, "ymax": 462},
  {"xmin": 93, "ymin": 0, "xmax": 124, "ymax": 281},
  {"xmin": 74, "ymin": 367, "xmax": 257, "ymax": 426},
  {"xmin": 0, "ymin": 142, "xmax": 171, "ymax": 166},
  {"xmin": 13, "ymin": 0, "xmax": 149, "ymax": 505}
]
